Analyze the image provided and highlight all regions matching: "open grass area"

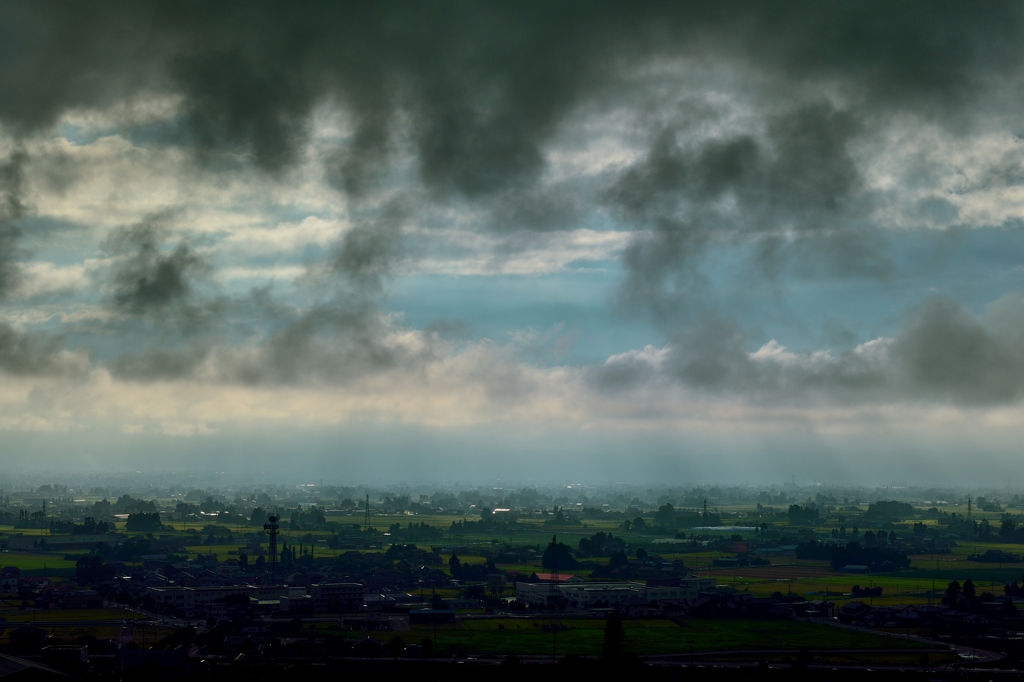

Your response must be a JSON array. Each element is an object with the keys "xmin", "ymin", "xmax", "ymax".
[{"xmin": 377, "ymin": 618, "xmax": 931, "ymax": 656}]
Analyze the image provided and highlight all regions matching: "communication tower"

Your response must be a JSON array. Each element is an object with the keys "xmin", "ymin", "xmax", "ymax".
[
  {"xmin": 263, "ymin": 514, "xmax": 279, "ymax": 574},
  {"xmin": 364, "ymin": 494, "xmax": 370, "ymax": 532},
  {"xmin": 548, "ymin": 534, "xmax": 559, "ymax": 608}
]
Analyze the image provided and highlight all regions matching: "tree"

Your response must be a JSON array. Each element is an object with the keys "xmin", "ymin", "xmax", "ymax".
[
  {"xmin": 608, "ymin": 550, "xmax": 628, "ymax": 570},
  {"xmin": 449, "ymin": 553, "xmax": 462, "ymax": 578},
  {"xmin": 654, "ymin": 503, "xmax": 676, "ymax": 528},
  {"xmin": 1000, "ymin": 518, "xmax": 1018, "ymax": 540},
  {"xmin": 125, "ymin": 512, "xmax": 163, "ymax": 532},
  {"xmin": 962, "ymin": 579, "xmax": 976, "ymax": 602},
  {"xmin": 944, "ymin": 580, "xmax": 961, "ymax": 607},
  {"xmin": 636, "ymin": 547, "xmax": 648, "ymax": 561},
  {"xmin": 602, "ymin": 610, "xmax": 624, "ymax": 662},
  {"xmin": 542, "ymin": 538, "xmax": 580, "ymax": 570}
]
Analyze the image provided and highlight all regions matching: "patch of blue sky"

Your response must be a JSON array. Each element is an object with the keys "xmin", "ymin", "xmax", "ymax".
[
  {"xmin": 57, "ymin": 122, "xmax": 117, "ymax": 146},
  {"xmin": 387, "ymin": 269, "xmax": 660, "ymax": 365},
  {"xmin": 384, "ymin": 224, "xmax": 1024, "ymax": 367},
  {"xmin": 17, "ymin": 216, "xmax": 97, "ymax": 261},
  {"xmin": 699, "ymin": 225, "xmax": 1024, "ymax": 353}
]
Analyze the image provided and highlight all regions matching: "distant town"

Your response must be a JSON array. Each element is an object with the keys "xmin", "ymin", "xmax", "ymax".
[{"xmin": 0, "ymin": 477, "xmax": 1022, "ymax": 678}]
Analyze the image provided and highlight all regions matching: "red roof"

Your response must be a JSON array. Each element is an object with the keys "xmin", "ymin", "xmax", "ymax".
[{"xmin": 533, "ymin": 573, "xmax": 576, "ymax": 583}]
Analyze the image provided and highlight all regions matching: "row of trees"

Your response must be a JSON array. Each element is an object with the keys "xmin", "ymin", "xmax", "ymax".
[
  {"xmin": 795, "ymin": 540, "xmax": 911, "ymax": 572},
  {"xmin": 448, "ymin": 554, "xmax": 498, "ymax": 581}
]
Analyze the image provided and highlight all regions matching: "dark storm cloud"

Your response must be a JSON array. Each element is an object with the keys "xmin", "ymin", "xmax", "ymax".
[
  {"xmin": 888, "ymin": 296, "xmax": 1024, "ymax": 405},
  {"xmin": 3, "ymin": 2, "xmax": 1022, "ymax": 192},
  {"xmin": 0, "ymin": 150, "xmax": 26, "ymax": 299},
  {"xmin": 592, "ymin": 296, "xmax": 1024, "ymax": 406},
  {"xmin": 5, "ymin": 1, "xmax": 1024, "ymax": 404},
  {"xmin": 330, "ymin": 201, "xmax": 409, "ymax": 292},
  {"xmin": 0, "ymin": 322, "xmax": 85, "ymax": 377},
  {"xmin": 609, "ymin": 101, "xmax": 889, "ymax": 316},
  {"xmin": 104, "ymin": 214, "xmax": 210, "ymax": 316}
]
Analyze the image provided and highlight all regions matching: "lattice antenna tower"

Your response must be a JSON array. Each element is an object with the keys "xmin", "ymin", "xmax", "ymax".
[
  {"xmin": 263, "ymin": 514, "xmax": 279, "ymax": 575},
  {"xmin": 364, "ymin": 494, "xmax": 371, "ymax": 532},
  {"xmin": 549, "ymin": 534, "xmax": 560, "ymax": 606}
]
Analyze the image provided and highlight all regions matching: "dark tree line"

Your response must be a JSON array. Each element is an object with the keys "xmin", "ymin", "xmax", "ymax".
[{"xmin": 795, "ymin": 540, "xmax": 910, "ymax": 572}]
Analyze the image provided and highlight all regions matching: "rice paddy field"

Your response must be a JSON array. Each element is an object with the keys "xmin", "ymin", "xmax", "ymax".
[{"xmin": 360, "ymin": 617, "xmax": 932, "ymax": 657}]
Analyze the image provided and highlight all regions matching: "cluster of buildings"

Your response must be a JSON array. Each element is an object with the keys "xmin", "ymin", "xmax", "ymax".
[
  {"xmin": 1, "ymin": 567, "xmax": 104, "ymax": 609},
  {"xmin": 836, "ymin": 599, "xmax": 1020, "ymax": 631}
]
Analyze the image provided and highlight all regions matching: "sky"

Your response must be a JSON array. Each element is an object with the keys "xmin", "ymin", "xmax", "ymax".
[{"xmin": 3, "ymin": 2, "xmax": 1024, "ymax": 484}]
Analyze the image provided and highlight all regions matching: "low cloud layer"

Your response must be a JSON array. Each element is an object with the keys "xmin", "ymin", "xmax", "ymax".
[{"xmin": 595, "ymin": 296, "xmax": 1024, "ymax": 407}]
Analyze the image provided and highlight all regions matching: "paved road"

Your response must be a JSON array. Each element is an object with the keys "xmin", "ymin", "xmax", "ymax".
[{"xmin": 814, "ymin": 616, "xmax": 1005, "ymax": 665}]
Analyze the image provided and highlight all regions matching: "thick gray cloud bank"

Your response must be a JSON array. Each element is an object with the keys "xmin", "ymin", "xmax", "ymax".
[
  {"xmin": 2, "ymin": 0, "xmax": 1024, "ymax": 418},
  {"xmin": 3, "ymin": 2, "xmax": 1022, "ymax": 190},
  {"xmin": 594, "ymin": 296, "xmax": 1024, "ymax": 406}
]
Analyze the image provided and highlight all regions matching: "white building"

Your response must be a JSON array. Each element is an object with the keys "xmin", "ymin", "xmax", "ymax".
[
  {"xmin": 515, "ymin": 577, "xmax": 716, "ymax": 608},
  {"xmin": 147, "ymin": 584, "xmax": 292, "ymax": 612}
]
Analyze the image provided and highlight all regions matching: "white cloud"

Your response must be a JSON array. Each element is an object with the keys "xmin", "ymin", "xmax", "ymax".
[
  {"xmin": 749, "ymin": 340, "xmax": 834, "ymax": 368},
  {"xmin": 13, "ymin": 261, "xmax": 91, "ymax": 298},
  {"xmin": 412, "ymin": 228, "xmax": 631, "ymax": 275},
  {"xmin": 218, "ymin": 216, "xmax": 349, "ymax": 256}
]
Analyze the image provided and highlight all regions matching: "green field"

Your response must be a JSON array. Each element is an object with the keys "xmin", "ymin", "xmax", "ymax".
[
  {"xmin": 0, "ymin": 606, "xmax": 140, "ymax": 623},
  {"xmin": 372, "ymin": 618, "xmax": 930, "ymax": 656},
  {"xmin": 0, "ymin": 553, "xmax": 77, "ymax": 572}
]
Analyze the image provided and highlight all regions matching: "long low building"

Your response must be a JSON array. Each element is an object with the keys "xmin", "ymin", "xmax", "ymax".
[
  {"xmin": 147, "ymin": 584, "xmax": 291, "ymax": 611},
  {"xmin": 148, "ymin": 582, "xmax": 363, "ymax": 614},
  {"xmin": 516, "ymin": 578, "xmax": 716, "ymax": 608}
]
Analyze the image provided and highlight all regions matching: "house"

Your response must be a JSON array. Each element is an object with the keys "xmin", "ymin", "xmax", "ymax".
[
  {"xmin": 839, "ymin": 565, "xmax": 871, "ymax": 574},
  {"xmin": 837, "ymin": 600, "xmax": 872, "ymax": 624},
  {"xmin": 351, "ymin": 637, "xmax": 384, "ymax": 657},
  {"xmin": 806, "ymin": 600, "xmax": 834, "ymax": 618},
  {"xmin": 620, "ymin": 597, "xmax": 651, "ymax": 618},
  {"xmin": 59, "ymin": 591, "xmax": 104, "ymax": 609}
]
